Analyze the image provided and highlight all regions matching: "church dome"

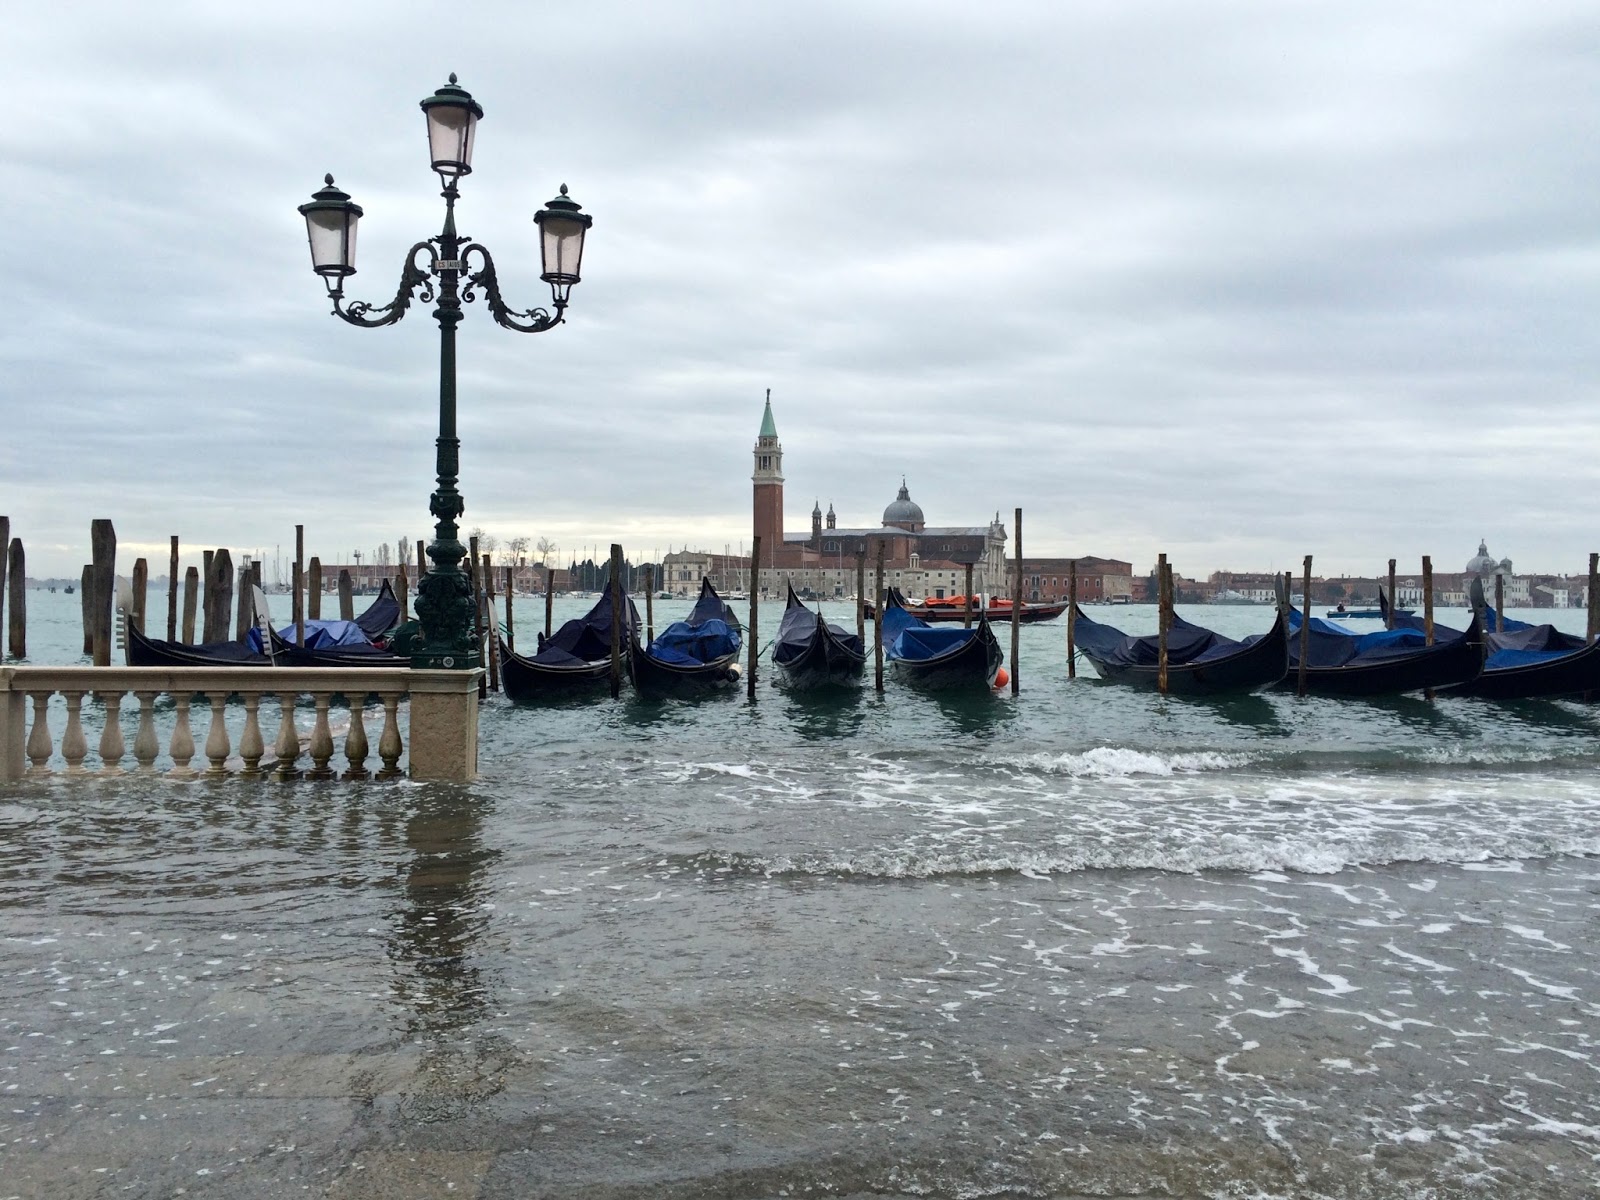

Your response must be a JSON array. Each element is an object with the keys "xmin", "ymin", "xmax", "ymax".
[
  {"xmin": 883, "ymin": 481, "xmax": 925, "ymax": 528},
  {"xmin": 1466, "ymin": 539, "xmax": 1498, "ymax": 576}
]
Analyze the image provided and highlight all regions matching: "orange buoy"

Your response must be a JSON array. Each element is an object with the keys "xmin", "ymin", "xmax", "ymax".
[{"xmin": 993, "ymin": 667, "xmax": 1009, "ymax": 690}]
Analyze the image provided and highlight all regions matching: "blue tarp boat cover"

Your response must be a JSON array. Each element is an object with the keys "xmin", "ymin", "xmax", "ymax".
[
  {"xmin": 1286, "ymin": 607, "xmax": 1446, "ymax": 668},
  {"xmin": 1388, "ymin": 602, "xmax": 1582, "ymax": 669},
  {"xmin": 1073, "ymin": 611, "xmax": 1245, "ymax": 668},
  {"xmin": 250, "ymin": 619, "xmax": 373, "ymax": 652},
  {"xmin": 532, "ymin": 581, "xmax": 639, "ymax": 666},
  {"xmin": 883, "ymin": 596, "xmax": 978, "ymax": 661},
  {"xmin": 645, "ymin": 578, "xmax": 743, "ymax": 666}
]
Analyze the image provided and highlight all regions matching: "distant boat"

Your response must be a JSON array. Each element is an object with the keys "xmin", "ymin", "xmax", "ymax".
[
  {"xmin": 902, "ymin": 595, "xmax": 1067, "ymax": 624},
  {"xmin": 63, "ymin": 585, "xmax": 73, "ymax": 594}
]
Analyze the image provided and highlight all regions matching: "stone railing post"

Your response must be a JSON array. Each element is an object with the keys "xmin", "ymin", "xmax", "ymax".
[
  {"xmin": 406, "ymin": 669, "xmax": 483, "ymax": 782},
  {"xmin": 0, "ymin": 669, "xmax": 24, "ymax": 782}
]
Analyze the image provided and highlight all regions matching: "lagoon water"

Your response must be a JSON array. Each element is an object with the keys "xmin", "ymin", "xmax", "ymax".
[{"xmin": 4, "ymin": 590, "xmax": 1600, "ymax": 1197}]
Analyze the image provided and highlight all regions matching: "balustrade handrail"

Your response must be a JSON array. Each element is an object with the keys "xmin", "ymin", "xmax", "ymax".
[{"xmin": 1, "ymin": 665, "xmax": 482, "ymax": 783}]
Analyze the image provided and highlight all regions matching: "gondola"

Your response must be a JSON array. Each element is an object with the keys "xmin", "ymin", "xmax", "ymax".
[
  {"xmin": 123, "ymin": 583, "xmax": 401, "ymax": 668},
  {"xmin": 269, "ymin": 626, "xmax": 409, "ymax": 668},
  {"xmin": 627, "ymin": 578, "xmax": 743, "ymax": 698},
  {"xmin": 500, "ymin": 583, "xmax": 639, "ymax": 702},
  {"xmin": 882, "ymin": 589, "xmax": 1003, "ymax": 690},
  {"xmin": 1284, "ymin": 602, "xmax": 1484, "ymax": 697},
  {"xmin": 772, "ymin": 585, "xmax": 866, "ymax": 690},
  {"xmin": 1070, "ymin": 602, "xmax": 1289, "ymax": 695},
  {"xmin": 1384, "ymin": 583, "xmax": 1600, "ymax": 701}
]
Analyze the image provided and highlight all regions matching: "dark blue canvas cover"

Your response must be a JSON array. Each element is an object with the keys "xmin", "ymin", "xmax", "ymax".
[
  {"xmin": 1286, "ymin": 607, "xmax": 1446, "ymax": 668},
  {"xmin": 252, "ymin": 618, "xmax": 374, "ymax": 652},
  {"xmin": 354, "ymin": 581, "xmax": 401, "ymax": 638},
  {"xmin": 534, "ymin": 581, "xmax": 639, "ymax": 666},
  {"xmin": 883, "ymin": 594, "xmax": 979, "ymax": 661},
  {"xmin": 646, "ymin": 580, "xmax": 743, "ymax": 665},
  {"xmin": 774, "ymin": 588, "xmax": 863, "ymax": 664},
  {"xmin": 1387, "ymin": 595, "xmax": 1582, "ymax": 670},
  {"xmin": 1072, "ymin": 610, "xmax": 1245, "ymax": 668}
]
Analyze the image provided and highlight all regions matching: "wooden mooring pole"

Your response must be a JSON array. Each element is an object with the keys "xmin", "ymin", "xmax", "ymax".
[
  {"xmin": 1386, "ymin": 558, "xmax": 1397, "ymax": 629},
  {"xmin": 1297, "ymin": 555, "xmax": 1312, "ymax": 699},
  {"xmin": 644, "ymin": 565, "xmax": 655, "ymax": 645},
  {"xmin": 131, "ymin": 558, "xmax": 148, "ymax": 635},
  {"xmin": 233, "ymin": 563, "xmax": 251, "ymax": 640},
  {"xmin": 747, "ymin": 536, "xmax": 761, "ymax": 700},
  {"xmin": 544, "ymin": 563, "xmax": 555, "ymax": 639},
  {"xmin": 874, "ymin": 542, "xmax": 885, "ymax": 694},
  {"xmin": 856, "ymin": 549, "xmax": 866, "ymax": 643},
  {"xmin": 1067, "ymin": 560, "xmax": 1077, "ymax": 678},
  {"xmin": 1157, "ymin": 552, "xmax": 1170, "ymax": 696},
  {"xmin": 90, "ymin": 515, "xmax": 118, "ymax": 665},
  {"xmin": 1010, "ymin": 507, "xmax": 1022, "ymax": 696},
  {"xmin": 182, "ymin": 566, "xmax": 199, "ymax": 644},
  {"xmin": 396, "ymin": 562, "xmax": 409, "ymax": 623},
  {"xmin": 338, "ymin": 569, "xmax": 354, "ymax": 622},
  {"xmin": 79, "ymin": 566, "xmax": 93, "ymax": 656},
  {"xmin": 1588, "ymin": 552, "xmax": 1599, "ymax": 644},
  {"xmin": 609, "ymin": 543, "xmax": 624, "ymax": 700},
  {"xmin": 166, "ymin": 536, "xmax": 180, "ymax": 640},
  {"xmin": 0, "ymin": 517, "xmax": 7, "ymax": 662},
  {"xmin": 293, "ymin": 525, "xmax": 305, "ymax": 646},
  {"xmin": 307, "ymin": 558, "xmax": 323, "ymax": 621},
  {"xmin": 1495, "ymin": 573, "xmax": 1505, "ymax": 634},
  {"xmin": 482, "ymin": 553, "xmax": 499, "ymax": 693},
  {"xmin": 6, "ymin": 538, "xmax": 24, "ymax": 659},
  {"xmin": 203, "ymin": 548, "xmax": 232, "ymax": 646},
  {"xmin": 502, "ymin": 564, "xmax": 515, "ymax": 652},
  {"xmin": 963, "ymin": 562, "xmax": 974, "ymax": 629},
  {"xmin": 1422, "ymin": 555, "xmax": 1435, "ymax": 701}
]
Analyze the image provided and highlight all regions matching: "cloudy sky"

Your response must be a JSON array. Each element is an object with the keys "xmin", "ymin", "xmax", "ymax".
[{"xmin": 5, "ymin": 1, "xmax": 1598, "ymax": 582}]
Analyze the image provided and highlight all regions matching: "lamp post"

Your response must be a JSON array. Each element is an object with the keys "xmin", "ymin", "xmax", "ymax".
[{"xmin": 298, "ymin": 74, "xmax": 591, "ymax": 669}]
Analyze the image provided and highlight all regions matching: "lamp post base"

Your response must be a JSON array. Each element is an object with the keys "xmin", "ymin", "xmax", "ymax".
[{"xmin": 411, "ymin": 558, "xmax": 480, "ymax": 671}]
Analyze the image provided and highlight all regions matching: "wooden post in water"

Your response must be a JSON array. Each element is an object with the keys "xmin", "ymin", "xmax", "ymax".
[
  {"xmin": 963, "ymin": 563, "xmax": 974, "ymax": 629},
  {"xmin": 396, "ymin": 562, "xmax": 409, "ymax": 622},
  {"xmin": 467, "ymin": 540, "xmax": 485, "ymax": 699},
  {"xmin": 644, "ymin": 565, "xmax": 655, "ymax": 644},
  {"xmin": 203, "ymin": 549, "xmax": 232, "ymax": 646},
  {"xmin": 874, "ymin": 542, "xmax": 886, "ymax": 694},
  {"xmin": 1386, "ymin": 558, "xmax": 1397, "ymax": 629},
  {"xmin": 482, "ymin": 553, "xmax": 499, "ymax": 694},
  {"xmin": 200, "ymin": 549, "xmax": 214, "ymax": 640},
  {"xmin": 609, "ymin": 543, "xmax": 624, "ymax": 699},
  {"xmin": 0, "ymin": 517, "xmax": 7, "ymax": 663},
  {"xmin": 1067, "ymin": 560, "xmax": 1077, "ymax": 678},
  {"xmin": 6, "ymin": 539, "xmax": 24, "ymax": 659},
  {"xmin": 502, "ymin": 565, "xmax": 515, "ymax": 652},
  {"xmin": 747, "ymin": 536, "xmax": 761, "ymax": 700},
  {"xmin": 293, "ymin": 525, "xmax": 305, "ymax": 646},
  {"xmin": 131, "ymin": 558, "xmax": 148, "ymax": 634},
  {"xmin": 1297, "ymin": 555, "xmax": 1312, "ymax": 699},
  {"xmin": 80, "ymin": 566, "xmax": 94, "ymax": 656},
  {"xmin": 1157, "ymin": 552, "xmax": 1170, "ymax": 696},
  {"xmin": 1588, "ymin": 553, "xmax": 1599, "ymax": 644},
  {"xmin": 1010, "ymin": 508, "xmax": 1022, "ymax": 696},
  {"xmin": 182, "ymin": 566, "xmax": 199, "ymax": 643},
  {"xmin": 307, "ymin": 557, "xmax": 322, "ymax": 621},
  {"xmin": 233, "ymin": 564, "xmax": 251, "ymax": 640},
  {"xmin": 1495, "ymin": 573, "xmax": 1505, "ymax": 634},
  {"xmin": 544, "ymin": 563, "xmax": 555, "ymax": 639},
  {"xmin": 89, "ymin": 518, "xmax": 116, "ymax": 666},
  {"xmin": 1422, "ymin": 554, "xmax": 1436, "ymax": 701},
  {"xmin": 337, "ymin": 569, "xmax": 354, "ymax": 621},
  {"xmin": 166, "ymin": 537, "xmax": 180, "ymax": 640},
  {"xmin": 856, "ymin": 549, "xmax": 866, "ymax": 642}
]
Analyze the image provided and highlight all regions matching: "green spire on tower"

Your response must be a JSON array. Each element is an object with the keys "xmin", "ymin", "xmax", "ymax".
[{"xmin": 759, "ymin": 387, "xmax": 778, "ymax": 439}]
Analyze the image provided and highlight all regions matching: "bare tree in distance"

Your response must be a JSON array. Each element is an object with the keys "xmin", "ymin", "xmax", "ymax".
[
  {"xmin": 397, "ymin": 536, "xmax": 411, "ymax": 567},
  {"xmin": 536, "ymin": 535, "xmax": 558, "ymax": 565},
  {"xmin": 507, "ymin": 535, "xmax": 530, "ymax": 566},
  {"xmin": 467, "ymin": 527, "xmax": 499, "ymax": 555},
  {"xmin": 377, "ymin": 542, "xmax": 392, "ymax": 566}
]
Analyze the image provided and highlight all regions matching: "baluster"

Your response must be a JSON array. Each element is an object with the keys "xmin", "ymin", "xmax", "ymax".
[
  {"xmin": 95, "ymin": 689, "xmax": 127, "ymax": 774},
  {"xmin": 239, "ymin": 694, "xmax": 265, "ymax": 777},
  {"xmin": 25, "ymin": 692, "xmax": 54, "ymax": 777},
  {"xmin": 60, "ymin": 692, "xmax": 89, "ymax": 773},
  {"xmin": 343, "ymin": 693, "xmax": 371, "ymax": 781},
  {"xmin": 168, "ymin": 694, "xmax": 196, "ymax": 777},
  {"xmin": 204, "ymin": 692, "xmax": 231, "ymax": 776},
  {"xmin": 307, "ymin": 693, "xmax": 335, "ymax": 780},
  {"xmin": 376, "ymin": 693, "xmax": 404, "ymax": 780},
  {"xmin": 132, "ymin": 692, "xmax": 160, "ymax": 772},
  {"xmin": 273, "ymin": 692, "xmax": 302, "ymax": 781}
]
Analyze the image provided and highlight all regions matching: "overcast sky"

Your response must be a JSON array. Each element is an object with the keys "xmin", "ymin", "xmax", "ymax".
[{"xmin": 5, "ymin": 1, "xmax": 1598, "ymax": 581}]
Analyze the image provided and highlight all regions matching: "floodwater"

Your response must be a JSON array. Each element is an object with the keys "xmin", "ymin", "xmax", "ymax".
[{"xmin": 4, "ymin": 592, "xmax": 1600, "ymax": 1197}]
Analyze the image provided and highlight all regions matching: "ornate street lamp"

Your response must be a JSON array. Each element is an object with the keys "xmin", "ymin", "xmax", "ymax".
[{"xmin": 298, "ymin": 75, "xmax": 592, "ymax": 669}]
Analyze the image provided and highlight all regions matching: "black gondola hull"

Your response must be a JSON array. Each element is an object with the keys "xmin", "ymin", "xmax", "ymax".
[
  {"xmin": 888, "ymin": 620, "xmax": 1004, "ymax": 690},
  {"xmin": 1073, "ymin": 608, "xmax": 1290, "ymax": 696},
  {"xmin": 1444, "ymin": 638, "xmax": 1600, "ymax": 701},
  {"xmin": 774, "ymin": 614, "xmax": 866, "ymax": 691},
  {"xmin": 500, "ymin": 638, "xmax": 618, "ymax": 702},
  {"xmin": 125, "ymin": 622, "xmax": 270, "ymax": 668},
  {"xmin": 1286, "ymin": 617, "xmax": 1485, "ymax": 697}
]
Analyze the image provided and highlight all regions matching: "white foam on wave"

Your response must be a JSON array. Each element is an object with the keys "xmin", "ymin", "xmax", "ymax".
[{"xmin": 1017, "ymin": 746, "xmax": 1253, "ymax": 778}]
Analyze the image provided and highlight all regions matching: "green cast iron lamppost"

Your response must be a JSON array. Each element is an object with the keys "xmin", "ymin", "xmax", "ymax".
[{"xmin": 297, "ymin": 75, "xmax": 592, "ymax": 669}]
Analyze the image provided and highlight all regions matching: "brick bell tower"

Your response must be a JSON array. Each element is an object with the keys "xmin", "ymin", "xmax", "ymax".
[{"xmin": 752, "ymin": 389, "xmax": 784, "ymax": 569}]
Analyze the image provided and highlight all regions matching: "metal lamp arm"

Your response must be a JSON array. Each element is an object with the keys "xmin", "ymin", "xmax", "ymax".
[
  {"xmin": 331, "ymin": 242, "xmax": 438, "ymax": 328},
  {"xmin": 461, "ymin": 243, "xmax": 563, "ymax": 333}
]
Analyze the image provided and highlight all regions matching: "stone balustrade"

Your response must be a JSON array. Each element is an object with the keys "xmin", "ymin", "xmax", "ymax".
[{"xmin": 0, "ymin": 666, "xmax": 482, "ymax": 783}]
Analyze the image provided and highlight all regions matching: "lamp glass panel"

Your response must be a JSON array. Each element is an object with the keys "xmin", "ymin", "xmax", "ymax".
[
  {"xmin": 307, "ymin": 208, "xmax": 358, "ymax": 274},
  {"xmin": 427, "ymin": 105, "xmax": 477, "ymax": 174},
  {"xmin": 540, "ymin": 215, "xmax": 585, "ymax": 281}
]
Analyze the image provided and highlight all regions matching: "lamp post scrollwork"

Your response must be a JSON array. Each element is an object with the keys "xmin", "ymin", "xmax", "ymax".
[{"xmin": 297, "ymin": 75, "xmax": 591, "ymax": 669}]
